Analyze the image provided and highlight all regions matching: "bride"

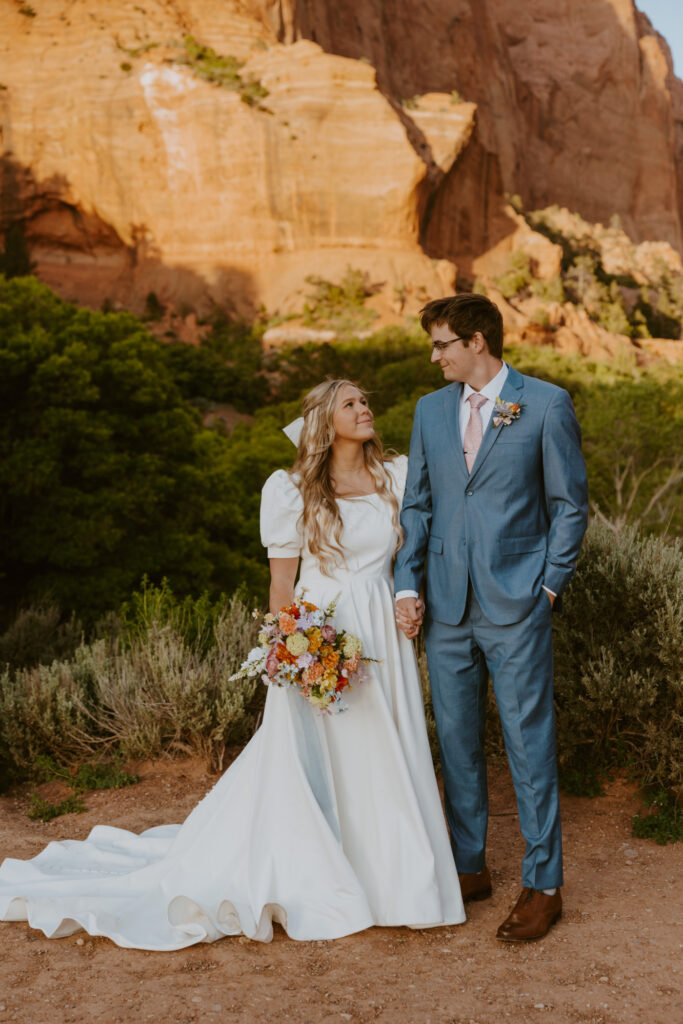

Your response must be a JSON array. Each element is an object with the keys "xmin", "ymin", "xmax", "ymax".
[{"xmin": 0, "ymin": 379, "xmax": 465, "ymax": 948}]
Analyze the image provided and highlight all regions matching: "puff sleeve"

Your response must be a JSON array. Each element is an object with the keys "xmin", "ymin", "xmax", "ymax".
[
  {"xmin": 385, "ymin": 454, "xmax": 409, "ymax": 502},
  {"xmin": 260, "ymin": 470, "xmax": 304, "ymax": 558}
]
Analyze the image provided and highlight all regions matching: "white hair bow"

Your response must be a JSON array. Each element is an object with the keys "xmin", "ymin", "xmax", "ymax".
[{"xmin": 282, "ymin": 416, "xmax": 304, "ymax": 447}]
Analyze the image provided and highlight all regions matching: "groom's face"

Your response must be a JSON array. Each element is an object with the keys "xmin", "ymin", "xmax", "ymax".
[{"xmin": 429, "ymin": 322, "xmax": 476, "ymax": 382}]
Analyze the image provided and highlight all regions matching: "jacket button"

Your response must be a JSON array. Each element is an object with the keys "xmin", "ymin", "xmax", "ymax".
[{"xmin": 466, "ymin": 490, "xmax": 474, "ymax": 496}]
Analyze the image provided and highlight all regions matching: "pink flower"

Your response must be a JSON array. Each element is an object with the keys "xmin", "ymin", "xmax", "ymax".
[
  {"xmin": 344, "ymin": 652, "xmax": 360, "ymax": 675},
  {"xmin": 321, "ymin": 625, "xmax": 337, "ymax": 643},
  {"xmin": 265, "ymin": 647, "xmax": 280, "ymax": 677}
]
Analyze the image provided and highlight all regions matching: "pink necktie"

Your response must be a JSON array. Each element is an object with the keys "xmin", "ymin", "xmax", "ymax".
[{"xmin": 463, "ymin": 393, "xmax": 487, "ymax": 472}]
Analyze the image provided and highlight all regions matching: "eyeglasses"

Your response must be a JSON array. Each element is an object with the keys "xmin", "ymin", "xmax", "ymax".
[{"xmin": 431, "ymin": 335, "xmax": 466, "ymax": 352}]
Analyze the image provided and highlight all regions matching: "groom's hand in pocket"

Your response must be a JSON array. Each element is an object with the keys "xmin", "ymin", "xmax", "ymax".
[{"xmin": 396, "ymin": 596, "xmax": 424, "ymax": 638}]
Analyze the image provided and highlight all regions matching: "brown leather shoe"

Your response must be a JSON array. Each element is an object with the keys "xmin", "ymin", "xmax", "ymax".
[
  {"xmin": 458, "ymin": 866, "xmax": 492, "ymax": 903},
  {"xmin": 496, "ymin": 887, "xmax": 562, "ymax": 941}
]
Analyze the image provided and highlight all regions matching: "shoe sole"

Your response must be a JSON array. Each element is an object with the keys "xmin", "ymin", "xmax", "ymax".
[{"xmin": 496, "ymin": 908, "xmax": 562, "ymax": 942}]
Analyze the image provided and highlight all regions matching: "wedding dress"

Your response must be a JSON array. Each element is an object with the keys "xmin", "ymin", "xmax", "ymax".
[{"xmin": 0, "ymin": 456, "xmax": 465, "ymax": 948}]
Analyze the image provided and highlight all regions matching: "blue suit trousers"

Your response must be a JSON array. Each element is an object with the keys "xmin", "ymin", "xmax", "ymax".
[{"xmin": 424, "ymin": 586, "xmax": 563, "ymax": 889}]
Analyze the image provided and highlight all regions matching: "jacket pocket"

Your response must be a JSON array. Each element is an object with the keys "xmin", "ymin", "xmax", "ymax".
[
  {"xmin": 498, "ymin": 534, "xmax": 545, "ymax": 555},
  {"xmin": 428, "ymin": 535, "xmax": 444, "ymax": 554}
]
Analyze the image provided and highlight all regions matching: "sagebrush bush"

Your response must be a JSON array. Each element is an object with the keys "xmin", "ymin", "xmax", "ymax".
[
  {"xmin": 0, "ymin": 603, "xmax": 82, "ymax": 670},
  {"xmin": 0, "ymin": 593, "xmax": 262, "ymax": 786},
  {"xmin": 553, "ymin": 521, "xmax": 682, "ymax": 800}
]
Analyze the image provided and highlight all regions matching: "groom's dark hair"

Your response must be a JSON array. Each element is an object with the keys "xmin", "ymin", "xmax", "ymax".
[{"xmin": 420, "ymin": 294, "xmax": 504, "ymax": 358}]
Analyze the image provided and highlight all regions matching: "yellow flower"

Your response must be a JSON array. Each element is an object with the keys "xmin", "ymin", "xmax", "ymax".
[
  {"xmin": 285, "ymin": 632, "xmax": 310, "ymax": 656},
  {"xmin": 320, "ymin": 669, "xmax": 338, "ymax": 692},
  {"xmin": 306, "ymin": 627, "xmax": 322, "ymax": 653},
  {"xmin": 342, "ymin": 634, "xmax": 362, "ymax": 659}
]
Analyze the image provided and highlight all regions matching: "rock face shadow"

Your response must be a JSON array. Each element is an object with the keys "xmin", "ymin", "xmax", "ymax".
[{"xmin": 0, "ymin": 155, "xmax": 259, "ymax": 318}]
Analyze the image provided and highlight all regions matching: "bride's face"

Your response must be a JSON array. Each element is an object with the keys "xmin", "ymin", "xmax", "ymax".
[{"xmin": 332, "ymin": 385, "xmax": 375, "ymax": 442}]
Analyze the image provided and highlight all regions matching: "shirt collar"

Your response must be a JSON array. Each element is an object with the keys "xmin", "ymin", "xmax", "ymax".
[{"xmin": 463, "ymin": 362, "xmax": 509, "ymax": 405}]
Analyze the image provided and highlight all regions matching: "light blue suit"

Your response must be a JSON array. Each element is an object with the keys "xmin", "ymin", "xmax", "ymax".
[{"xmin": 394, "ymin": 365, "xmax": 588, "ymax": 888}]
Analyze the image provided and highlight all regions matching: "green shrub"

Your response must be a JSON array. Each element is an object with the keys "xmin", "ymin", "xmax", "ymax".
[
  {"xmin": 632, "ymin": 791, "xmax": 682, "ymax": 844},
  {"xmin": 494, "ymin": 251, "xmax": 532, "ymax": 298},
  {"xmin": 301, "ymin": 267, "xmax": 379, "ymax": 333},
  {"xmin": 28, "ymin": 794, "xmax": 86, "ymax": 822},
  {"xmin": 0, "ymin": 275, "xmax": 248, "ymax": 621},
  {"xmin": 175, "ymin": 36, "xmax": 268, "ymax": 107},
  {"xmin": 553, "ymin": 521, "xmax": 683, "ymax": 815},
  {"xmin": 532, "ymin": 275, "xmax": 565, "ymax": 304}
]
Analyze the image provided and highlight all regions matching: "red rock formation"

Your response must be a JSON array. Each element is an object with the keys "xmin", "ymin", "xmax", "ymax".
[
  {"xmin": 273, "ymin": 0, "xmax": 683, "ymax": 255},
  {"xmin": 1, "ymin": 0, "xmax": 682, "ymax": 317}
]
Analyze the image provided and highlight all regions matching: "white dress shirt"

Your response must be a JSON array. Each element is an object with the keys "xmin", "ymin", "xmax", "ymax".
[{"xmin": 395, "ymin": 362, "xmax": 555, "ymax": 602}]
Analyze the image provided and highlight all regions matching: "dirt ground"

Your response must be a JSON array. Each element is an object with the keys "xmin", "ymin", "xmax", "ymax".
[{"xmin": 0, "ymin": 757, "xmax": 680, "ymax": 1024}]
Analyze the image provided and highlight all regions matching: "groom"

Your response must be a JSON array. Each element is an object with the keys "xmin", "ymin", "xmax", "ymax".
[{"xmin": 394, "ymin": 293, "xmax": 588, "ymax": 941}]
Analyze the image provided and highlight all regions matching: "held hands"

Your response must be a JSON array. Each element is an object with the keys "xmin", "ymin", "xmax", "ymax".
[{"xmin": 395, "ymin": 596, "xmax": 424, "ymax": 639}]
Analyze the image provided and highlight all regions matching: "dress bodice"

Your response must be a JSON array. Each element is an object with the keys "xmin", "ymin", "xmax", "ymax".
[{"xmin": 260, "ymin": 457, "xmax": 408, "ymax": 590}]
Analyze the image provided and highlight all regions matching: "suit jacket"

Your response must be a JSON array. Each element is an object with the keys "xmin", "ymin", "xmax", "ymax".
[{"xmin": 394, "ymin": 365, "xmax": 589, "ymax": 626}]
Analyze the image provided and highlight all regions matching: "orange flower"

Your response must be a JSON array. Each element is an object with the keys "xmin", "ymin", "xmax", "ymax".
[
  {"xmin": 306, "ymin": 628, "xmax": 322, "ymax": 653},
  {"xmin": 303, "ymin": 663, "xmax": 324, "ymax": 685},
  {"xmin": 279, "ymin": 612, "xmax": 297, "ymax": 635},
  {"xmin": 322, "ymin": 650, "xmax": 340, "ymax": 671},
  {"xmin": 275, "ymin": 642, "xmax": 296, "ymax": 664}
]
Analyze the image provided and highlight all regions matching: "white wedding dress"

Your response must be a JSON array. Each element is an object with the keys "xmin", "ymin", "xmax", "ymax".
[{"xmin": 0, "ymin": 456, "xmax": 464, "ymax": 948}]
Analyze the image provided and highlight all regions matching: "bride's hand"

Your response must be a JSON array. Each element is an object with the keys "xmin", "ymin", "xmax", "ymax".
[{"xmin": 395, "ymin": 596, "xmax": 424, "ymax": 638}]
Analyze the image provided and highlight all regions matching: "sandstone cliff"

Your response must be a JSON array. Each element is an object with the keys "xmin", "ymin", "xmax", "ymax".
[{"xmin": 0, "ymin": 0, "xmax": 682, "ymax": 319}]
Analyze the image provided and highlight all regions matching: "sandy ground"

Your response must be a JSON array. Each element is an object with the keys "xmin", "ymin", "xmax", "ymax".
[{"xmin": 0, "ymin": 757, "xmax": 680, "ymax": 1024}]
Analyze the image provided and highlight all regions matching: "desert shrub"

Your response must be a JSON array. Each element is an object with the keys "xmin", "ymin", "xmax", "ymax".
[
  {"xmin": 0, "ymin": 643, "xmax": 105, "ymax": 784},
  {"xmin": 301, "ymin": 267, "xmax": 379, "ymax": 333},
  {"xmin": 0, "ymin": 603, "xmax": 82, "ymax": 670},
  {"xmin": 175, "ymin": 36, "xmax": 268, "ymax": 107},
  {"xmin": 553, "ymin": 521, "xmax": 683, "ymax": 815},
  {"xmin": 494, "ymin": 251, "xmax": 533, "ymax": 298},
  {"xmin": 0, "ymin": 590, "xmax": 263, "ymax": 786},
  {"xmin": 576, "ymin": 374, "xmax": 683, "ymax": 536},
  {"xmin": 25, "ymin": 755, "xmax": 138, "ymax": 821},
  {"xmin": 532, "ymin": 275, "xmax": 565, "ymax": 304},
  {"xmin": 28, "ymin": 794, "xmax": 86, "ymax": 822}
]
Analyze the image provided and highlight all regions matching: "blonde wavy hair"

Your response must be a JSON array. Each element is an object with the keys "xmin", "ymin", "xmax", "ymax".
[{"xmin": 290, "ymin": 379, "xmax": 403, "ymax": 575}]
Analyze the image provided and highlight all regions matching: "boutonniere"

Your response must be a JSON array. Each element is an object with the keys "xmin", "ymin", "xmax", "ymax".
[{"xmin": 492, "ymin": 397, "xmax": 522, "ymax": 428}]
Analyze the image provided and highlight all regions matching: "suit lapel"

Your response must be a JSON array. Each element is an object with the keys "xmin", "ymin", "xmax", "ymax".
[
  {"xmin": 467, "ymin": 365, "xmax": 525, "ymax": 484},
  {"xmin": 446, "ymin": 383, "xmax": 469, "ymax": 478}
]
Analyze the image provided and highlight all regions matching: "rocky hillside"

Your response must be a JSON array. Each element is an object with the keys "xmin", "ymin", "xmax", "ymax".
[{"xmin": 1, "ymin": 0, "xmax": 682, "ymax": 322}]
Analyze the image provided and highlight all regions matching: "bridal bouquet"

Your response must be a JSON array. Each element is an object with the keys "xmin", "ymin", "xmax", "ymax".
[{"xmin": 231, "ymin": 598, "xmax": 371, "ymax": 714}]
